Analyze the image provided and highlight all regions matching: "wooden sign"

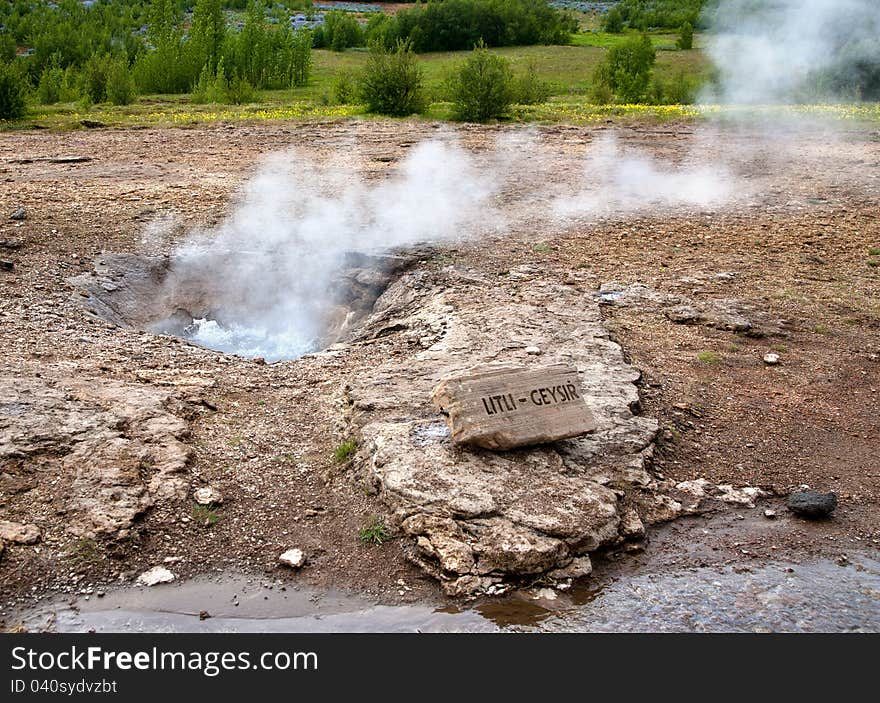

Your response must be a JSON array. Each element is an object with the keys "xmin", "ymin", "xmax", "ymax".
[{"xmin": 432, "ymin": 363, "xmax": 597, "ymax": 450}]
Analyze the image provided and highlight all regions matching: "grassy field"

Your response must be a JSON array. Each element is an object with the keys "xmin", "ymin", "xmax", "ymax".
[{"xmin": 5, "ymin": 35, "xmax": 879, "ymax": 131}]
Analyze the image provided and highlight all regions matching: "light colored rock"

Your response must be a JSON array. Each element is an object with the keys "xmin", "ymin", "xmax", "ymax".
[
  {"xmin": 432, "ymin": 363, "xmax": 598, "ymax": 450},
  {"xmin": 0, "ymin": 375, "xmax": 194, "ymax": 539},
  {"xmin": 0, "ymin": 520, "xmax": 41, "ymax": 545},
  {"xmin": 193, "ymin": 486, "xmax": 223, "ymax": 505},
  {"xmin": 619, "ymin": 509, "xmax": 646, "ymax": 540},
  {"xmin": 548, "ymin": 555, "xmax": 593, "ymax": 580},
  {"xmin": 344, "ymin": 268, "xmax": 659, "ymax": 594},
  {"xmin": 279, "ymin": 548, "xmax": 306, "ymax": 569},
  {"xmin": 524, "ymin": 346, "xmax": 542, "ymax": 355},
  {"xmin": 764, "ymin": 509, "xmax": 777, "ymax": 519},
  {"xmin": 532, "ymin": 587, "xmax": 558, "ymax": 601},
  {"xmin": 763, "ymin": 352, "xmax": 780, "ymax": 365},
  {"xmin": 136, "ymin": 566, "xmax": 175, "ymax": 586},
  {"xmin": 716, "ymin": 484, "xmax": 765, "ymax": 508}
]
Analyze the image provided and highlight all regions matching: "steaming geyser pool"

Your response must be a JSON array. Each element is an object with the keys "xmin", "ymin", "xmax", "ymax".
[
  {"xmin": 68, "ymin": 251, "xmax": 412, "ymax": 360},
  {"xmin": 179, "ymin": 317, "xmax": 316, "ymax": 362}
]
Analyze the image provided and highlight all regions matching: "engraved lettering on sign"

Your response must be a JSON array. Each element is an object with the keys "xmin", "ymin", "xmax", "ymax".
[
  {"xmin": 482, "ymin": 384, "xmax": 580, "ymax": 415},
  {"xmin": 432, "ymin": 363, "xmax": 597, "ymax": 450}
]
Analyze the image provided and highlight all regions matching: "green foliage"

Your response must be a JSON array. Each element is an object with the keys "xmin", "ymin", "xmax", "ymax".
[
  {"xmin": 593, "ymin": 33, "xmax": 657, "ymax": 104},
  {"xmin": 225, "ymin": 74, "xmax": 255, "ymax": 104},
  {"xmin": 192, "ymin": 504, "xmax": 221, "ymax": 527},
  {"xmin": 191, "ymin": 60, "xmax": 228, "ymax": 103},
  {"xmin": 0, "ymin": 35, "xmax": 16, "ymax": 64},
  {"xmin": 190, "ymin": 0, "xmax": 226, "ymax": 76},
  {"xmin": 63, "ymin": 538, "xmax": 102, "ymax": 566},
  {"xmin": 358, "ymin": 41, "xmax": 425, "ymax": 117},
  {"xmin": 0, "ymin": 61, "xmax": 27, "ymax": 120},
  {"xmin": 603, "ymin": 6, "xmax": 625, "ymax": 34},
  {"xmin": 512, "ymin": 61, "xmax": 550, "ymax": 105},
  {"xmin": 365, "ymin": 0, "xmax": 577, "ymax": 53},
  {"xmin": 677, "ymin": 21, "xmax": 694, "ymax": 51},
  {"xmin": 37, "ymin": 56, "xmax": 66, "ymax": 104},
  {"xmin": 609, "ymin": 0, "xmax": 706, "ymax": 31},
  {"xmin": 106, "ymin": 58, "xmax": 136, "ymax": 105},
  {"xmin": 449, "ymin": 41, "xmax": 514, "ymax": 122},
  {"xmin": 313, "ymin": 10, "xmax": 364, "ymax": 52},
  {"xmin": 696, "ymin": 351, "xmax": 721, "ymax": 364},
  {"xmin": 332, "ymin": 70, "xmax": 355, "ymax": 105},
  {"xmin": 649, "ymin": 69, "xmax": 696, "ymax": 104},
  {"xmin": 81, "ymin": 54, "xmax": 111, "ymax": 103},
  {"xmin": 333, "ymin": 438, "xmax": 358, "ymax": 463},
  {"xmin": 358, "ymin": 515, "xmax": 391, "ymax": 545},
  {"xmin": 290, "ymin": 29, "xmax": 313, "ymax": 87}
]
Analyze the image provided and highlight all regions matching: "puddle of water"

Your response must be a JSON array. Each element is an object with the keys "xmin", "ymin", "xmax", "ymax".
[{"xmin": 16, "ymin": 554, "xmax": 880, "ymax": 633}]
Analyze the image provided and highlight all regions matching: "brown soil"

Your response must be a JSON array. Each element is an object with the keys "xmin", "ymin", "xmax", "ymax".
[{"xmin": 1, "ymin": 119, "xmax": 878, "ymax": 621}]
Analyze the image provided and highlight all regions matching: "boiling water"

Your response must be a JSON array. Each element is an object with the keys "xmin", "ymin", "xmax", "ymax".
[{"xmin": 184, "ymin": 318, "xmax": 317, "ymax": 362}]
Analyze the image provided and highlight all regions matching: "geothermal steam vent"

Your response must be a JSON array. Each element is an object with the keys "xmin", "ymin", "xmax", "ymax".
[{"xmin": 69, "ymin": 251, "xmax": 412, "ymax": 360}]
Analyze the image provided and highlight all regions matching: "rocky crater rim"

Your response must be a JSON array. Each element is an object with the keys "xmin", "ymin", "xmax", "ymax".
[{"xmin": 67, "ymin": 250, "xmax": 417, "ymax": 359}]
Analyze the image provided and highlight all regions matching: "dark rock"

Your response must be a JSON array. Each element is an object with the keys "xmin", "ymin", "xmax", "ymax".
[
  {"xmin": 10, "ymin": 207, "xmax": 26, "ymax": 221},
  {"xmin": 0, "ymin": 238, "xmax": 23, "ymax": 250},
  {"xmin": 0, "ymin": 260, "xmax": 14, "ymax": 272},
  {"xmin": 787, "ymin": 490, "xmax": 837, "ymax": 519}
]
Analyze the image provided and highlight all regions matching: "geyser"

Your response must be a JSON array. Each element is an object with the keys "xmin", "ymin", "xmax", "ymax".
[{"xmin": 69, "ymin": 251, "xmax": 412, "ymax": 361}]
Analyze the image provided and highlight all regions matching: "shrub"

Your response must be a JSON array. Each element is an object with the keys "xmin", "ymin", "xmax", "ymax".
[
  {"xmin": 225, "ymin": 74, "xmax": 255, "ymax": 105},
  {"xmin": 37, "ymin": 64, "xmax": 65, "ymax": 105},
  {"xmin": 512, "ymin": 61, "xmax": 551, "ymax": 105},
  {"xmin": 449, "ymin": 41, "xmax": 514, "ymax": 122},
  {"xmin": 332, "ymin": 70, "xmax": 355, "ymax": 105},
  {"xmin": 603, "ymin": 6, "xmax": 625, "ymax": 33},
  {"xmin": 650, "ymin": 69, "xmax": 696, "ymax": 104},
  {"xmin": 358, "ymin": 41, "xmax": 425, "ymax": 117},
  {"xmin": 106, "ymin": 59, "xmax": 136, "ymax": 106},
  {"xmin": 0, "ymin": 62, "xmax": 28, "ymax": 120},
  {"xmin": 595, "ymin": 33, "xmax": 656, "ymax": 103},
  {"xmin": 677, "ymin": 21, "xmax": 694, "ymax": 50},
  {"xmin": 365, "ymin": 0, "xmax": 576, "ymax": 52},
  {"xmin": 81, "ymin": 54, "xmax": 110, "ymax": 104},
  {"xmin": 191, "ymin": 61, "xmax": 228, "ymax": 103},
  {"xmin": 314, "ymin": 10, "xmax": 364, "ymax": 51}
]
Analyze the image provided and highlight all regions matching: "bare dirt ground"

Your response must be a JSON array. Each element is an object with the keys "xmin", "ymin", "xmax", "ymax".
[{"xmin": 0, "ymin": 119, "xmax": 878, "ymax": 623}]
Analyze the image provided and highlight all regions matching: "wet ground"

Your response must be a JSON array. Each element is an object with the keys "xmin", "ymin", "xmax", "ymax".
[{"xmin": 16, "ymin": 553, "xmax": 879, "ymax": 633}]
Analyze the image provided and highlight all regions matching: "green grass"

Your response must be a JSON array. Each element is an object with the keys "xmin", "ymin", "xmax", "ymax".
[
  {"xmin": 191, "ymin": 504, "xmax": 221, "ymax": 527},
  {"xmin": 358, "ymin": 515, "xmax": 391, "ymax": 545},
  {"xmin": 696, "ymin": 351, "xmax": 722, "ymax": 364},
  {"xmin": 333, "ymin": 439, "xmax": 357, "ymax": 463},
  {"xmin": 63, "ymin": 538, "xmax": 102, "ymax": 566},
  {"xmin": 533, "ymin": 242, "xmax": 554, "ymax": 253},
  {"xmin": 868, "ymin": 248, "xmax": 880, "ymax": 256},
  {"xmin": 5, "ymin": 42, "xmax": 878, "ymax": 131},
  {"xmin": 569, "ymin": 30, "xmax": 683, "ymax": 51}
]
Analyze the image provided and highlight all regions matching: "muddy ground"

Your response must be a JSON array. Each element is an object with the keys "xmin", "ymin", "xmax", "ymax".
[{"xmin": 0, "ymin": 119, "xmax": 878, "ymax": 623}]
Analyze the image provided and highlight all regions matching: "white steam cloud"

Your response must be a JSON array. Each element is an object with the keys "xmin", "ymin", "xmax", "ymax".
[
  {"xmin": 166, "ymin": 140, "xmax": 502, "ymax": 360},
  {"xmin": 704, "ymin": 0, "xmax": 880, "ymax": 103}
]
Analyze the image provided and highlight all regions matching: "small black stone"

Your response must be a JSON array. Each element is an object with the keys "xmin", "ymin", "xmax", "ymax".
[
  {"xmin": 0, "ymin": 260, "xmax": 14, "ymax": 272},
  {"xmin": 9, "ymin": 207, "xmax": 26, "ymax": 221},
  {"xmin": 787, "ymin": 490, "xmax": 837, "ymax": 519}
]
